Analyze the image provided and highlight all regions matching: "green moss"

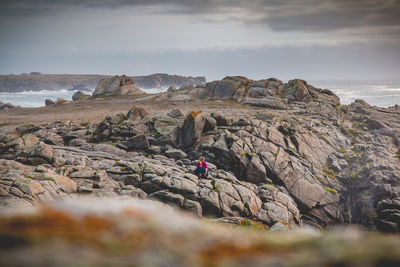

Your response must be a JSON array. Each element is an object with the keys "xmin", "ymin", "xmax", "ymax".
[
  {"xmin": 79, "ymin": 94, "xmax": 90, "ymax": 99},
  {"xmin": 324, "ymin": 187, "xmax": 338, "ymax": 195},
  {"xmin": 273, "ymin": 150, "xmax": 279, "ymax": 158},
  {"xmin": 261, "ymin": 184, "xmax": 275, "ymax": 191},
  {"xmin": 337, "ymin": 148, "xmax": 347, "ymax": 153},
  {"xmin": 24, "ymin": 175, "xmax": 33, "ymax": 179}
]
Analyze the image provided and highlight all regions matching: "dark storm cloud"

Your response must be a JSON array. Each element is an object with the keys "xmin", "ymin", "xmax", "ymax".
[{"xmin": 1, "ymin": 0, "xmax": 400, "ymax": 32}]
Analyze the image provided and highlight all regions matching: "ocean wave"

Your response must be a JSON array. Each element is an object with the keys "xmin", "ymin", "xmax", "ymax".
[
  {"xmin": 0, "ymin": 89, "xmax": 94, "ymax": 95},
  {"xmin": 142, "ymin": 87, "xmax": 169, "ymax": 94}
]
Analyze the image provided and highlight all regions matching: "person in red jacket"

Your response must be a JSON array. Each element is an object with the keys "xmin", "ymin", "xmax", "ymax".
[{"xmin": 195, "ymin": 156, "xmax": 208, "ymax": 179}]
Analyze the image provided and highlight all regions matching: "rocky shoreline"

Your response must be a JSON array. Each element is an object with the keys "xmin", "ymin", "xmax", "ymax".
[{"xmin": 1, "ymin": 75, "xmax": 400, "ymax": 264}]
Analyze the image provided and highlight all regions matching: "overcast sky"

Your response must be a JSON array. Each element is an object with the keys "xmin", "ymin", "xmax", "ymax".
[{"xmin": 1, "ymin": 0, "xmax": 399, "ymax": 81}]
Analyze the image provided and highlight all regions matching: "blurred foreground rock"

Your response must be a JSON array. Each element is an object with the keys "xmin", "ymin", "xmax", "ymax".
[{"xmin": 0, "ymin": 198, "xmax": 399, "ymax": 267}]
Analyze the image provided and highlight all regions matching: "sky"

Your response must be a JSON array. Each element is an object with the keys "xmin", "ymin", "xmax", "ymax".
[{"xmin": 0, "ymin": 0, "xmax": 399, "ymax": 81}]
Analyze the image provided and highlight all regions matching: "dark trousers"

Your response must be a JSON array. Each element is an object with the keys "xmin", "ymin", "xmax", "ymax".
[{"xmin": 196, "ymin": 168, "xmax": 208, "ymax": 178}]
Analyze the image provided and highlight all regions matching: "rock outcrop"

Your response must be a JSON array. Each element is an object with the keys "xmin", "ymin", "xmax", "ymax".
[
  {"xmin": 202, "ymin": 76, "xmax": 339, "ymax": 108},
  {"xmin": 0, "ymin": 102, "xmax": 16, "ymax": 110},
  {"xmin": 72, "ymin": 90, "xmax": 89, "ymax": 101},
  {"xmin": 132, "ymin": 73, "xmax": 206, "ymax": 89},
  {"xmin": 1, "ymin": 76, "xmax": 400, "ymax": 234},
  {"xmin": 92, "ymin": 75, "xmax": 146, "ymax": 97}
]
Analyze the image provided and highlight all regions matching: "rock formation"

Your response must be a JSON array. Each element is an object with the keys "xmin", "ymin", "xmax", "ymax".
[
  {"xmin": 72, "ymin": 90, "xmax": 90, "ymax": 101},
  {"xmin": 92, "ymin": 75, "xmax": 145, "ymax": 97},
  {"xmin": 1, "ymin": 76, "xmax": 400, "ymax": 234}
]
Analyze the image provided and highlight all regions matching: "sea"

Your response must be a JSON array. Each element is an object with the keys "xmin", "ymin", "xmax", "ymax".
[{"xmin": 1, "ymin": 80, "xmax": 400, "ymax": 108}]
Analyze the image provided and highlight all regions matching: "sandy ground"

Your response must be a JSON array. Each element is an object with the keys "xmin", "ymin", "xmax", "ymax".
[{"xmin": 0, "ymin": 94, "xmax": 266, "ymax": 125}]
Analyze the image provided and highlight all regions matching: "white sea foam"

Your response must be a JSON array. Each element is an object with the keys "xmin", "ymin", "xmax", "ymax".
[
  {"xmin": 311, "ymin": 80, "xmax": 400, "ymax": 107},
  {"xmin": 0, "ymin": 89, "xmax": 79, "ymax": 107}
]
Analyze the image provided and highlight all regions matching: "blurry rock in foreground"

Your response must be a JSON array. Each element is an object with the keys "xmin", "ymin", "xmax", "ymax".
[{"xmin": 0, "ymin": 198, "xmax": 399, "ymax": 267}]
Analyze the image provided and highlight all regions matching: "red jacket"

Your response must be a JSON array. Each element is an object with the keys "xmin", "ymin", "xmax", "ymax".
[{"xmin": 196, "ymin": 161, "xmax": 207, "ymax": 168}]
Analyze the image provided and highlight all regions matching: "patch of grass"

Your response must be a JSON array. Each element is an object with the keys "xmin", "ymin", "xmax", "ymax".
[
  {"xmin": 42, "ymin": 177, "xmax": 56, "ymax": 184},
  {"xmin": 323, "ymin": 167, "xmax": 337, "ymax": 179},
  {"xmin": 347, "ymin": 128, "xmax": 359, "ymax": 136},
  {"xmin": 315, "ymin": 174, "xmax": 328, "ymax": 185},
  {"xmin": 273, "ymin": 150, "xmax": 279, "ymax": 158},
  {"xmin": 349, "ymin": 172, "xmax": 359, "ymax": 179},
  {"xmin": 337, "ymin": 148, "xmax": 347, "ymax": 153},
  {"xmin": 0, "ymin": 122, "xmax": 12, "ymax": 127},
  {"xmin": 24, "ymin": 175, "xmax": 33, "ymax": 179},
  {"xmin": 320, "ymin": 136, "xmax": 331, "ymax": 146},
  {"xmin": 324, "ymin": 187, "xmax": 338, "ymax": 195},
  {"xmin": 80, "ymin": 121, "xmax": 90, "ymax": 127},
  {"xmin": 238, "ymin": 218, "xmax": 267, "ymax": 230}
]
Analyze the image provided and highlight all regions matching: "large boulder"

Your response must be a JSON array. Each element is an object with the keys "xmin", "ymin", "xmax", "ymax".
[
  {"xmin": 92, "ymin": 75, "xmax": 146, "ymax": 97},
  {"xmin": 284, "ymin": 79, "xmax": 313, "ymax": 102},
  {"xmin": 204, "ymin": 76, "xmax": 249, "ymax": 100},
  {"xmin": 0, "ymin": 102, "xmax": 15, "ymax": 110},
  {"xmin": 44, "ymin": 99, "xmax": 54, "ymax": 106},
  {"xmin": 167, "ymin": 108, "xmax": 184, "ymax": 119},
  {"xmin": 72, "ymin": 90, "xmax": 89, "ymax": 101},
  {"xmin": 124, "ymin": 134, "xmax": 149, "ymax": 151},
  {"xmin": 125, "ymin": 106, "xmax": 149, "ymax": 121},
  {"xmin": 178, "ymin": 111, "xmax": 206, "ymax": 147},
  {"xmin": 54, "ymin": 98, "xmax": 69, "ymax": 105}
]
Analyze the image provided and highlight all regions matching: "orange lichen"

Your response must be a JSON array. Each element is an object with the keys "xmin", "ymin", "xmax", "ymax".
[
  {"xmin": 200, "ymin": 241, "xmax": 288, "ymax": 266},
  {"xmin": 191, "ymin": 110, "xmax": 202, "ymax": 119},
  {"xmin": 0, "ymin": 207, "xmax": 113, "ymax": 244},
  {"xmin": 122, "ymin": 207, "xmax": 151, "ymax": 221}
]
